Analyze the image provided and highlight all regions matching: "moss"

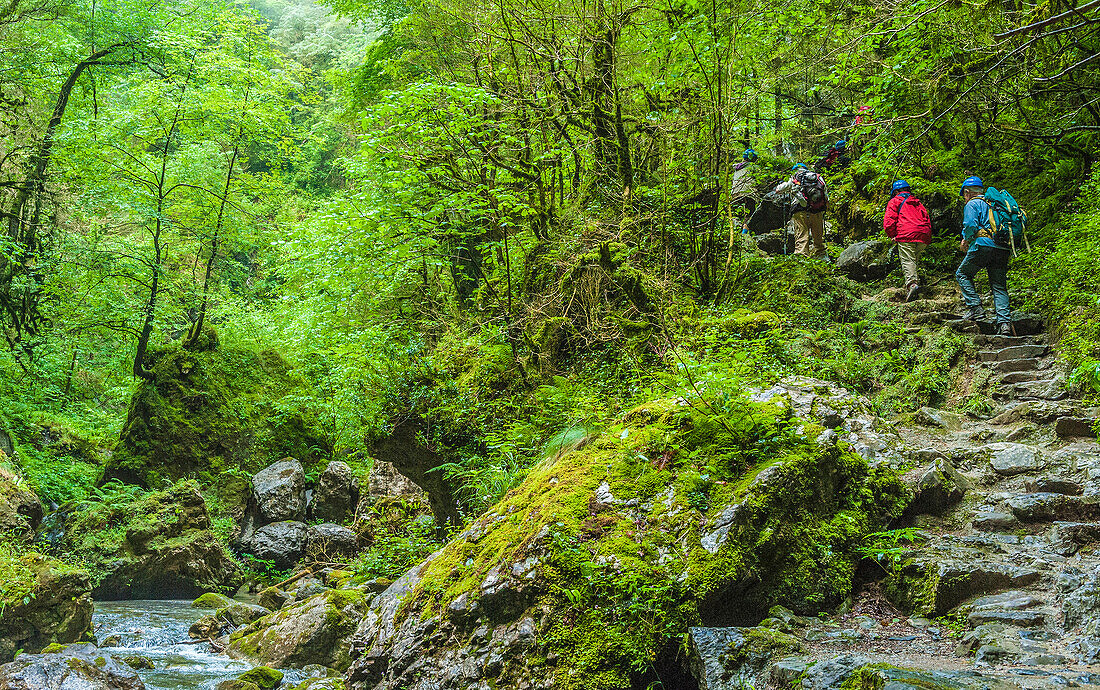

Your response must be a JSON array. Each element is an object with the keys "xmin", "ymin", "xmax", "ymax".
[
  {"xmin": 237, "ymin": 666, "xmax": 284, "ymax": 690},
  {"xmin": 40, "ymin": 643, "xmax": 65, "ymax": 654},
  {"xmin": 192, "ymin": 592, "xmax": 235, "ymax": 609},
  {"xmin": 390, "ymin": 395, "xmax": 907, "ymax": 690},
  {"xmin": 102, "ymin": 338, "xmax": 332, "ymax": 511},
  {"xmin": 723, "ymin": 627, "xmax": 802, "ymax": 670}
]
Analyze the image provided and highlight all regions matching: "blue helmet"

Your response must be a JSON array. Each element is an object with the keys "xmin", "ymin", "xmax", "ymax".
[
  {"xmin": 743, "ymin": 148, "xmax": 757, "ymax": 161},
  {"xmin": 792, "ymin": 163, "xmax": 808, "ymax": 171},
  {"xmin": 891, "ymin": 179, "xmax": 910, "ymax": 195},
  {"xmin": 960, "ymin": 175, "xmax": 984, "ymax": 196},
  {"xmin": 836, "ymin": 139, "xmax": 847, "ymax": 149}
]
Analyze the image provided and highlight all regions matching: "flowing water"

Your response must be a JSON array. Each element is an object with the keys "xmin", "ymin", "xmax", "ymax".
[{"xmin": 92, "ymin": 600, "xmax": 308, "ymax": 690}]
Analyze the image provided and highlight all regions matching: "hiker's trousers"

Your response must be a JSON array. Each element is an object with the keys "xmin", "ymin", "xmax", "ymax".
[
  {"xmin": 956, "ymin": 245, "xmax": 1011, "ymax": 324},
  {"xmin": 791, "ymin": 210, "xmax": 825, "ymax": 257},
  {"xmin": 897, "ymin": 241, "xmax": 925, "ymax": 287}
]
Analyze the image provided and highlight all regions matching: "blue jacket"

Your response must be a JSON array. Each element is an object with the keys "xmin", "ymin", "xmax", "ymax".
[{"xmin": 962, "ymin": 197, "xmax": 1003, "ymax": 250}]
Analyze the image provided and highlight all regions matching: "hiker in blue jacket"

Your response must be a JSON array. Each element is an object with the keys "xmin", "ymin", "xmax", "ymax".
[{"xmin": 956, "ymin": 176, "xmax": 1012, "ymax": 335}]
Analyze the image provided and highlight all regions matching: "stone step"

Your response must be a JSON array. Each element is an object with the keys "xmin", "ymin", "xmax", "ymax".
[
  {"xmin": 1009, "ymin": 380, "xmax": 1067, "ymax": 401},
  {"xmin": 1055, "ymin": 417, "xmax": 1098, "ymax": 439},
  {"xmin": 909, "ymin": 311, "xmax": 963, "ymax": 326},
  {"xmin": 993, "ymin": 358, "xmax": 1041, "ymax": 373},
  {"xmin": 979, "ymin": 345, "xmax": 1050, "ymax": 362},
  {"xmin": 974, "ymin": 334, "xmax": 1043, "ymax": 348},
  {"xmin": 1005, "ymin": 492, "xmax": 1100, "ymax": 523},
  {"xmin": 999, "ymin": 371, "xmax": 1053, "ymax": 384}
]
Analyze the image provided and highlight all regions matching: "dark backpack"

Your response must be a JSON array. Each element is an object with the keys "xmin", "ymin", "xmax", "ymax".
[
  {"xmin": 983, "ymin": 187, "xmax": 1028, "ymax": 255},
  {"xmin": 796, "ymin": 170, "xmax": 827, "ymax": 212}
]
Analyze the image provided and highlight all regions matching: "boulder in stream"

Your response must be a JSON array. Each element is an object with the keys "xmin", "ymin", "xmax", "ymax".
[{"xmin": 0, "ymin": 642, "xmax": 144, "ymax": 690}]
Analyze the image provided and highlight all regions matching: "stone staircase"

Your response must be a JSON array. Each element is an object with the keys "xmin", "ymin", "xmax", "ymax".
[{"xmin": 685, "ymin": 284, "xmax": 1100, "ymax": 689}]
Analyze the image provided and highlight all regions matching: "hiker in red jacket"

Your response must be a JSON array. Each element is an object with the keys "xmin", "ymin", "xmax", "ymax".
[{"xmin": 883, "ymin": 179, "xmax": 932, "ymax": 302}]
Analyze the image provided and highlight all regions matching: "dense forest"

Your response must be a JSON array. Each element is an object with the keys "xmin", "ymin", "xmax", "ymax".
[{"xmin": 3, "ymin": 0, "xmax": 1100, "ymax": 687}]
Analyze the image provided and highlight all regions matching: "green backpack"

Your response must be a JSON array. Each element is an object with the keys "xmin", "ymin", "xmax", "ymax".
[{"xmin": 984, "ymin": 187, "xmax": 1029, "ymax": 255}]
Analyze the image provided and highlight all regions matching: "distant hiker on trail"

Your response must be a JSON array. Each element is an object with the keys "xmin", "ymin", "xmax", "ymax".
[
  {"xmin": 883, "ymin": 179, "xmax": 931, "ymax": 303},
  {"xmin": 733, "ymin": 148, "xmax": 758, "ymax": 172},
  {"xmin": 731, "ymin": 149, "xmax": 760, "ymax": 233},
  {"xmin": 816, "ymin": 140, "xmax": 849, "ymax": 171},
  {"xmin": 774, "ymin": 163, "xmax": 828, "ymax": 258},
  {"xmin": 956, "ymin": 176, "xmax": 1012, "ymax": 335}
]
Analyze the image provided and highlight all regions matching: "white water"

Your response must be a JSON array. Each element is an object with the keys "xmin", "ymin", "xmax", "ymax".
[{"xmin": 92, "ymin": 600, "xmax": 308, "ymax": 690}]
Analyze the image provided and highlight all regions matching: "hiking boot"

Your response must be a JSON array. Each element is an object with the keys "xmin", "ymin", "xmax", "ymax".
[
  {"xmin": 905, "ymin": 283, "xmax": 921, "ymax": 303},
  {"xmin": 996, "ymin": 322, "xmax": 1013, "ymax": 336},
  {"xmin": 964, "ymin": 306, "xmax": 987, "ymax": 322}
]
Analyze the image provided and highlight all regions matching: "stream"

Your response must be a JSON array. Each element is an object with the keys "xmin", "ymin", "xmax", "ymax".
[{"xmin": 93, "ymin": 600, "xmax": 308, "ymax": 690}]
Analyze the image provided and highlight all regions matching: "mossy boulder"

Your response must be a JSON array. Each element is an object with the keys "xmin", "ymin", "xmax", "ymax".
[
  {"xmin": 101, "ymin": 339, "xmax": 332, "ymax": 509},
  {"xmin": 345, "ymin": 393, "xmax": 907, "ymax": 690},
  {"xmin": 237, "ymin": 666, "xmax": 283, "ymax": 690},
  {"xmin": 62, "ymin": 480, "xmax": 243, "ymax": 599},
  {"xmin": 224, "ymin": 588, "xmax": 373, "ymax": 671},
  {"xmin": 192, "ymin": 592, "xmax": 236, "ymax": 609},
  {"xmin": 0, "ymin": 465, "xmax": 43, "ymax": 539},
  {"xmin": 0, "ymin": 642, "xmax": 144, "ymax": 689},
  {"xmin": 0, "ymin": 552, "xmax": 92, "ymax": 663}
]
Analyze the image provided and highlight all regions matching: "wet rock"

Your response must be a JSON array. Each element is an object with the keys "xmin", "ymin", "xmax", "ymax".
[
  {"xmin": 291, "ymin": 577, "xmax": 327, "ymax": 599},
  {"xmin": 216, "ymin": 681, "xmax": 260, "ymax": 690},
  {"xmin": 0, "ymin": 554, "xmax": 93, "ymax": 663},
  {"xmin": 1026, "ymin": 478, "xmax": 1084, "ymax": 495},
  {"xmin": 1050, "ymin": 522, "xmax": 1100, "ymax": 556},
  {"xmin": 908, "ymin": 458, "xmax": 970, "ymax": 515},
  {"xmin": 224, "ymin": 588, "xmax": 372, "ymax": 671},
  {"xmin": 837, "ymin": 662, "xmax": 1025, "ymax": 689},
  {"xmin": 119, "ymin": 654, "xmax": 154, "ymax": 670},
  {"xmin": 1063, "ymin": 574, "xmax": 1100, "ymax": 628},
  {"xmin": 259, "ymin": 587, "xmax": 294, "ymax": 611},
  {"xmin": 216, "ymin": 602, "xmax": 271, "ymax": 627},
  {"xmin": 988, "ymin": 443, "xmax": 1042, "ymax": 476},
  {"xmin": 189, "ymin": 615, "xmax": 221, "ymax": 640},
  {"xmin": 915, "ymin": 407, "xmax": 963, "ymax": 431},
  {"xmin": 310, "ymin": 461, "xmax": 359, "ymax": 524},
  {"xmin": 101, "ymin": 635, "xmax": 122, "ymax": 647},
  {"xmin": 1006, "ymin": 493, "xmax": 1100, "ymax": 523},
  {"xmin": 253, "ymin": 459, "xmax": 306, "ymax": 523},
  {"xmin": 0, "ymin": 642, "xmax": 144, "ymax": 689},
  {"xmin": 976, "ymin": 642, "xmax": 1022, "ymax": 664},
  {"xmin": 306, "ymin": 523, "xmax": 359, "ymax": 558},
  {"xmin": 0, "ymin": 466, "xmax": 43, "ymax": 538},
  {"xmin": 248, "ymin": 520, "xmax": 309, "ymax": 570},
  {"xmin": 973, "ymin": 512, "xmax": 1019, "ymax": 532},
  {"xmin": 836, "ymin": 240, "xmax": 895, "ymax": 281},
  {"xmin": 686, "ymin": 626, "xmax": 802, "ymax": 690}
]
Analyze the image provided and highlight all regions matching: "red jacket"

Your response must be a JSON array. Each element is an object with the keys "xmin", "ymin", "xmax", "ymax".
[{"xmin": 883, "ymin": 192, "xmax": 931, "ymax": 243}]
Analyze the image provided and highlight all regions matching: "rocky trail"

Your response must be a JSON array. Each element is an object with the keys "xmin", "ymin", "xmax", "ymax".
[{"xmin": 689, "ymin": 283, "xmax": 1100, "ymax": 689}]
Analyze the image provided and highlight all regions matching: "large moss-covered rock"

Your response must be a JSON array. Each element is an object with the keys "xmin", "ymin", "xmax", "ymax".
[
  {"xmin": 101, "ymin": 339, "xmax": 332, "ymax": 506},
  {"xmin": 63, "ymin": 480, "xmax": 243, "ymax": 599},
  {"xmin": 344, "ymin": 393, "xmax": 908, "ymax": 690},
  {"xmin": 0, "ymin": 552, "xmax": 93, "ymax": 663},
  {"xmin": 0, "ymin": 465, "xmax": 43, "ymax": 538},
  {"xmin": 224, "ymin": 588, "xmax": 373, "ymax": 671}
]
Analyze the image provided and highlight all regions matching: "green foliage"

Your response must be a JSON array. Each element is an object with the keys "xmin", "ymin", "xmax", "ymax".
[{"xmin": 855, "ymin": 528, "xmax": 927, "ymax": 576}]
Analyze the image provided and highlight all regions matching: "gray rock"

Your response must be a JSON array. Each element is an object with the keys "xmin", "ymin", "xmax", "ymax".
[
  {"xmin": 1064, "ymin": 575, "xmax": 1100, "ymax": 628},
  {"xmin": 224, "ymin": 587, "xmax": 373, "ymax": 671},
  {"xmin": 836, "ymin": 240, "xmax": 895, "ymax": 281},
  {"xmin": 967, "ymin": 609, "xmax": 1048, "ymax": 627},
  {"xmin": 686, "ymin": 627, "xmax": 802, "ymax": 689},
  {"xmin": 258, "ymin": 587, "xmax": 294, "ymax": 611},
  {"xmin": 754, "ymin": 231, "xmax": 796, "ymax": 255},
  {"xmin": 915, "ymin": 407, "xmax": 963, "ymax": 431},
  {"xmin": 365, "ymin": 460, "xmax": 424, "ymax": 499},
  {"xmin": 909, "ymin": 458, "xmax": 970, "ymax": 515},
  {"xmin": 253, "ymin": 459, "xmax": 306, "ymax": 523},
  {"xmin": 0, "ymin": 554, "xmax": 93, "ymax": 663},
  {"xmin": 309, "ymin": 461, "xmax": 360, "ymax": 524},
  {"xmin": 0, "ymin": 642, "xmax": 144, "ymax": 689},
  {"xmin": 249, "ymin": 521, "xmax": 308, "ymax": 569},
  {"xmin": 988, "ymin": 442, "xmax": 1042, "ymax": 475},
  {"xmin": 1026, "ymin": 477, "xmax": 1083, "ymax": 495},
  {"xmin": 189, "ymin": 615, "xmax": 221, "ymax": 640},
  {"xmin": 216, "ymin": 602, "xmax": 271, "ymax": 627},
  {"xmin": 1050, "ymin": 522, "xmax": 1100, "ymax": 556},
  {"xmin": 306, "ymin": 523, "xmax": 359, "ymax": 558},
  {"xmin": 0, "ymin": 466, "xmax": 43, "ymax": 538},
  {"xmin": 973, "ymin": 512, "xmax": 1019, "ymax": 532},
  {"xmin": 1056, "ymin": 417, "xmax": 1098, "ymax": 439},
  {"xmin": 1006, "ymin": 493, "xmax": 1100, "ymax": 523}
]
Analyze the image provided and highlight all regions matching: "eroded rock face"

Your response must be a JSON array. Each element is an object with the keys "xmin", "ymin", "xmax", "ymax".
[
  {"xmin": 342, "ymin": 394, "xmax": 907, "ymax": 690},
  {"xmin": 310, "ymin": 461, "xmax": 359, "ymax": 524},
  {"xmin": 0, "ymin": 554, "xmax": 93, "ymax": 663},
  {"xmin": 253, "ymin": 459, "xmax": 306, "ymax": 523},
  {"xmin": 224, "ymin": 589, "xmax": 373, "ymax": 671},
  {"xmin": 0, "ymin": 643, "xmax": 144, "ymax": 689},
  {"xmin": 0, "ymin": 466, "xmax": 43, "ymax": 538}
]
